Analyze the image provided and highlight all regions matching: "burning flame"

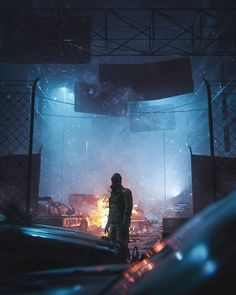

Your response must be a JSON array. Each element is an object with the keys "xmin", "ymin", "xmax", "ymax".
[
  {"xmin": 132, "ymin": 207, "xmax": 139, "ymax": 216},
  {"xmin": 88, "ymin": 195, "xmax": 109, "ymax": 229},
  {"xmin": 131, "ymin": 204, "xmax": 145, "ymax": 220},
  {"xmin": 86, "ymin": 195, "xmax": 150, "ymax": 236}
]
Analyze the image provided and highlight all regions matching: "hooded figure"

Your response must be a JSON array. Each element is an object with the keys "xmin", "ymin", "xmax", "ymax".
[{"xmin": 105, "ymin": 173, "xmax": 133, "ymax": 262}]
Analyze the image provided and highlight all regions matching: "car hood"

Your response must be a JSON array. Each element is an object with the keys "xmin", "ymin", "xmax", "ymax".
[{"xmin": 0, "ymin": 222, "xmax": 120, "ymax": 253}]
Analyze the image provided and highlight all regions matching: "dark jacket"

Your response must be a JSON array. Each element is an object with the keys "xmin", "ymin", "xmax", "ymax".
[{"xmin": 107, "ymin": 185, "xmax": 133, "ymax": 227}]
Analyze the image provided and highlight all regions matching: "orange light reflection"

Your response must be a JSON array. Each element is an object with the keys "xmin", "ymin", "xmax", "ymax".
[{"xmin": 153, "ymin": 241, "xmax": 166, "ymax": 253}]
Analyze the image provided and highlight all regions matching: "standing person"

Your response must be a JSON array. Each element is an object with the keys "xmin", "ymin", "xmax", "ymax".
[{"xmin": 105, "ymin": 173, "xmax": 133, "ymax": 262}]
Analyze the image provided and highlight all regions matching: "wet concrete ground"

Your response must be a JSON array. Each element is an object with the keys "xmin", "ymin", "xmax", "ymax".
[{"xmin": 128, "ymin": 229, "xmax": 161, "ymax": 261}]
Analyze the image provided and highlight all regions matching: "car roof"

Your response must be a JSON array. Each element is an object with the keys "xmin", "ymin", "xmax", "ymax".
[{"xmin": 105, "ymin": 190, "xmax": 236, "ymax": 295}]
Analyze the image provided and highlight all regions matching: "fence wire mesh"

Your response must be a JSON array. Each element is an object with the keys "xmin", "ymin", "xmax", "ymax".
[
  {"xmin": 0, "ymin": 80, "xmax": 40, "ymax": 212},
  {"xmin": 211, "ymin": 81, "xmax": 236, "ymax": 158},
  {"xmin": 210, "ymin": 81, "xmax": 236, "ymax": 196}
]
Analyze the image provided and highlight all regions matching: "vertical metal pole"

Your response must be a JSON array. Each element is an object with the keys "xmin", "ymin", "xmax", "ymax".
[
  {"xmin": 151, "ymin": 9, "xmax": 155, "ymax": 49},
  {"xmin": 148, "ymin": 11, "xmax": 152, "ymax": 52},
  {"xmin": 191, "ymin": 26, "xmax": 195, "ymax": 54},
  {"xmin": 85, "ymin": 140, "xmax": 88, "ymax": 190},
  {"xmin": 188, "ymin": 145, "xmax": 194, "ymax": 216},
  {"xmin": 60, "ymin": 86, "xmax": 66, "ymax": 202},
  {"xmin": 203, "ymin": 79, "xmax": 217, "ymax": 200},
  {"xmin": 105, "ymin": 9, "xmax": 108, "ymax": 50},
  {"xmin": 60, "ymin": 127, "xmax": 65, "ymax": 202},
  {"xmin": 26, "ymin": 78, "xmax": 40, "ymax": 217},
  {"xmin": 163, "ymin": 130, "xmax": 166, "ymax": 202},
  {"xmin": 199, "ymin": 9, "xmax": 203, "ymax": 39}
]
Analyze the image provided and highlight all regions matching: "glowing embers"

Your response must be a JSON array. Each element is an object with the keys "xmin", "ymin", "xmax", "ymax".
[
  {"xmin": 138, "ymin": 241, "xmax": 166, "ymax": 260},
  {"xmin": 153, "ymin": 241, "xmax": 166, "ymax": 254},
  {"xmin": 108, "ymin": 256, "xmax": 157, "ymax": 294},
  {"xmin": 107, "ymin": 242, "xmax": 166, "ymax": 294}
]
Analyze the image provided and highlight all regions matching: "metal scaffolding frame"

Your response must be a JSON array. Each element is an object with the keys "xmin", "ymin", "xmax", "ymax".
[{"xmin": 0, "ymin": 8, "xmax": 236, "ymax": 57}]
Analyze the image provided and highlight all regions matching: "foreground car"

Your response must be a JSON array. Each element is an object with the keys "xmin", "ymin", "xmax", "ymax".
[
  {"xmin": 0, "ymin": 189, "xmax": 235, "ymax": 294},
  {"xmin": 0, "ymin": 222, "xmax": 126, "ymax": 279},
  {"xmin": 0, "ymin": 264, "xmax": 127, "ymax": 295},
  {"xmin": 104, "ymin": 189, "xmax": 236, "ymax": 294}
]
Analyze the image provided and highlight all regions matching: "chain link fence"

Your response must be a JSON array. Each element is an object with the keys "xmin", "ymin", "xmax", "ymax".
[
  {"xmin": 0, "ymin": 80, "xmax": 40, "ymax": 214},
  {"xmin": 211, "ymin": 81, "xmax": 236, "ymax": 157},
  {"xmin": 210, "ymin": 81, "xmax": 236, "ymax": 197}
]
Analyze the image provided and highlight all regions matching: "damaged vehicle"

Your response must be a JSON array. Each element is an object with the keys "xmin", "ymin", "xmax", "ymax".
[
  {"xmin": 33, "ymin": 196, "xmax": 89, "ymax": 231},
  {"xmin": 130, "ymin": 205, "xmax": 159, "ymax": 234}
]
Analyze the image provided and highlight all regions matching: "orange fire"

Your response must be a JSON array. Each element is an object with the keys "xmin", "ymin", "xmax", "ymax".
[
  {"xmin": 131, "ymin": 204, "xmax": 145, "ymax": 220},
  {"xmin": 87, "ymin": 195, "xmax": 109, "ymax": 229},
  {"xmin": 132, "ymin": 206, "xmax": 139, "ymax": 216},
  {"xmin": 86, "ymin": 194, "xmax": 150, "ymax": 237},
  {"xmin": 88, "ymin": 200, "xmax": 142, "ymax": 229}
]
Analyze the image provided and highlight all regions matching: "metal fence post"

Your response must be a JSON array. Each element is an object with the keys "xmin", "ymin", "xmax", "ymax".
[
  {"xmin": 203, "ymin": 79, "xmax": 217, "ymax": 201},
  {"xmin": 26, "ymin": 78, "xmax": 40, "ymax": 216}
]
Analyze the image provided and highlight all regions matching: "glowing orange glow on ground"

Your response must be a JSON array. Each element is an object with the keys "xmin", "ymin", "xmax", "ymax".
[{"xmin": 153, "ymin": 241, "xmax": 166, "ymax": 253}]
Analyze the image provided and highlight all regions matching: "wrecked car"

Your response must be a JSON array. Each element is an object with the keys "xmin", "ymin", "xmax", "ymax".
[{"xmin": 33, "ymin": 196, "xmax": 89, "ymax": 231}]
